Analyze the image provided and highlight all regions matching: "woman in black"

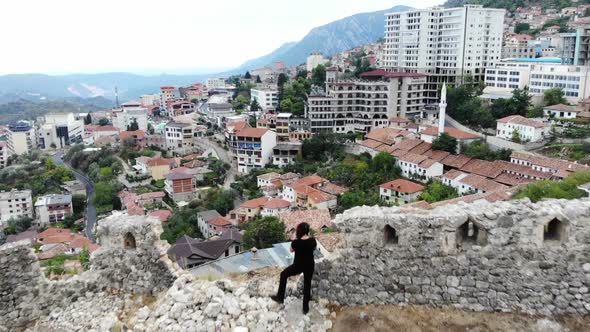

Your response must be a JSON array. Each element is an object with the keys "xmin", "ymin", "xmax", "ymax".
[{"xmin": 271, "ymin": 222, "xmax": 317, "ymax": 314}]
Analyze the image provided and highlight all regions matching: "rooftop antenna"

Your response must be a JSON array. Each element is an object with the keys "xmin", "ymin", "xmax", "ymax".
[{"xmin": 115, "ymin": 86, "xmax": 120, "ymax": 108}]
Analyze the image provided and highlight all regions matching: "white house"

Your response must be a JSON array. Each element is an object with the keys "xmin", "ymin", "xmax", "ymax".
[
  {"xmin": 260, "ymin": 198, "xmax": 291, "ymax": 217},
  {"xmin": 396, "ymin": 153, "xmax": 444, "ymax": 181},
  {"xmin": 496, "ymin": 115, "xmax": 547, "ymax": 142},
  {"xmin": 256, "ymin": 172, "xmax": 281, "ymax": 187},
  {"xmin": 228, "ymin": 128, "xmax": 277, "ymax": 174},
  {"xmin": 379, "ymin": 179, "xmax": 425, "ymax": 205},
  {"xmin": 196, "ymin": 210, "xmax": 222, "ymax": 239},
  {"xmin": 34, "ymin": 194, "xmax": 73, "ymax": 227},
  {"xmin": 543, "ymin": 104, "xmax": 580, "ymax": 119}
]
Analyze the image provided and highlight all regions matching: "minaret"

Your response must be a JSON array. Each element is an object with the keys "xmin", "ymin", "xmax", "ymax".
[
  {"xmin": 115, "ymin": 86, "xmax": 120, "ymax": 108},
  {"xmin": 438, "ymin": 83, "xmax": 447, "ymax": 136}
]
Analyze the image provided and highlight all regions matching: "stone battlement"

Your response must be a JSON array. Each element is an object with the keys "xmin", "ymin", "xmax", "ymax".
[{"xmin": 313, "ymin": 198, "xmax": 590, "ymax": 315}]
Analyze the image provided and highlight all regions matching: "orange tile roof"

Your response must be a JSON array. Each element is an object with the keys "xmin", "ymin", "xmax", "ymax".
[
  {"xmin": 240, "ymin": 196, "xmax": 270, "ymax": 209},
  {"xmin": 365, "ymin": 128, "xmax": 411, "ymax": 145},
  {"xmin": 459, "ymin": 174, "xmax": 509, "ymax": 192},
  {"xmin": 441, "ymin": 154, "xmax": 472, "ymax": 169},
  {"xmin": 147, "ymin": 157, "xmax": 175, "ymax": 167},
  {"xmin": 399, "ymin": 152, "xmax": 428, "ymax": 165},
  {"xmin": 263, "ymin": 198, "xmax": 291, "ymax": 209},
  {"xmin": 442, "ymin": 169, "xmax": 466, "ymax": 180},
  {"xmin": 290, "ymin": 175, "xmax": 325, "ymax": 188},
  {"xmin": 380, "ymin": 179, "xmax": 425, "ymax": 194},
  {"xmin": 511, "ymin": 151, "xmax": 589, "ymax": 173},
  {"xmin": 424, "ymin": 149, "xmax": 451, "ymax": 161},
  {"xmin": 208, "ymin": 216, "xmax": 232, "ymax": 227},
  {"xmin": 544, "ymin": 104, "xmax": 580, "ymax": 113},
  {"xmin": 359, "ymin": 139, "xmax": 384, "ymax": 149},
  {"xmin": 391, "ymin": 138, "xmax": 424, "ymax": 151},
  {"xmin": 120, "ymin": 130, "xmax": 146, "ymax": 140},
  {"xmin": 93, "ymin": 125, "xmax": 120, "ymax": 132},
  {"xmin": 461, "ymin": 159, "xmax": 503, "ymax": 179},
  {"xmin": 408, "ymin": 142, "xmax": 432, "ymax": 155},
  {"xmin": 148, "ymin": 210, "xmax": 173, "ymax": 222},
  {"xmin": 235, "ymin": 127, "xmax": 269, "ymax": 138}
]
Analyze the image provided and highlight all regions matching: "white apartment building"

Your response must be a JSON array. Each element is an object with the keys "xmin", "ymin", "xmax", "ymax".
[
  {"xmin": 38, "ymin": 113, "xmax": 84, "ymax": 149},
  {"xmin": 206, "ymin": 78, "xmax": 227, "ymax": 90},
  {"xmin": 251, "ymin": 88, "xmax": 278, "ymax": 111},
  {"xmin": 112, "ymin": 102, "xmax": 148, "ymax": 131},
  {"xmin": 165, "ymin": 122, "xmax": 202, "ymax": 156},
  {"xmin": 307, "ymin": 69, "xmax": 427, "ymax": 134},
  {"xmin": 34, "ymin": 194, "xmax": 73, "ymax": 227},
  {"xmin": 384, "ymin": 5, "xmax": 505, "ymax": 100},
  {"xmin": 7, "ymin": 121, "xmax": 36, "ymax": 156},
  {"xmin": 484, "ymin": 61, "xmax": 590, "ymax": 104},
  {"xmin": 496, "ymin": 115, "xmax": 547, "ymax": 142},
  {"xmin": 307, "ymin": 52, "xmax": 328, "ymax": 72},
  {"xmin": 0, "ymin": 189, "xmax": 33, "ymax": 226},
  {"xmin": 228, "ymin": 128, "xmax": 277, "ymax": 174},
  {"xmin": 0, "ymin": 141, "xmax": 11, "ymax": 168},
  {"xmin": 140, "ymin": 94, "xmax": 159, "ymax": 106}
]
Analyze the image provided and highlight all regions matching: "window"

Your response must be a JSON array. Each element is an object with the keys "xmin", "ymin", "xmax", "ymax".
[
  {"xmin": 456, "ymin": 219, "xmax": 487, "ymax": 247},
  {"xmin": 123, "ymin": 232, "xmax": 137, "ymax": 249},
  {"xmin": 383, "ymin": 225, "xmax": 398, "ymax": 245},
  {"xmin": 544, "ymin": 218, "xmax": 567, "ymax": 242}
]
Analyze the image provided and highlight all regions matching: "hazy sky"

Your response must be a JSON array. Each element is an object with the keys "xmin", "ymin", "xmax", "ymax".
[{"xmin": 0, "ymin": 0, "xmax": 443, "ymax": 75}]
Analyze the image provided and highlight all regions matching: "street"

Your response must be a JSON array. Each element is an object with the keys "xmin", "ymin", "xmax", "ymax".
[
  {"xmin": 53, "ymin": 152, "xmax": 97, "ymax": 242},
  {"xmin": 194, "ymin": 136, "xmax": 237, "ymax": 190}
]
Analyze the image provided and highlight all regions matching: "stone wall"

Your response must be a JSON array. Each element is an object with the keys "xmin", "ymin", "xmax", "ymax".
[
  {"xmin": 0, "ymin": 213, "xmax": 180, "ymax": 331},
  {"xmin": 313, "ymin": 198, "xmax": 590, "ymax": 316}
]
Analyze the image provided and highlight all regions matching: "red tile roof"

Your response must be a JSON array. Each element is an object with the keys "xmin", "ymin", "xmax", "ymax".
[
  {"xmin": 459, "ymin": 174, "xmax": 509, "ymax": 192},
  {"xmin": 235, "ymin": 127, "xmax": 269, "ymax": 138},
  {"xmin": 148, "ymin": 210, "xmax": 173, "ymax": 222},
  {"xmin": 240, "ymin": 196, "xmax": 270, "ymax": 209},
  {"xmin": 441, "ymin": 154, "xmax": 473, "ymax": 169},
  {"xmin": 120, "ymin": 130, "xmax": 146, "ymax": 140},
  {"xmin": 461, "ymin": 159, "xmax": 504, "ymax": 179},
  {"xmin": 497, "ymin": 115, "xmax": 544, "ymax": 128},
  {"xmin": 380, "ymin": 179, "xmax": 425, "ymax": 194},
  {"xmin": 263, "ymin": 198, "xmax": 291, "ymax": 209},
  {"xmin": 208, "ymin": 216, "xmax": 232, "ymax": 227}
]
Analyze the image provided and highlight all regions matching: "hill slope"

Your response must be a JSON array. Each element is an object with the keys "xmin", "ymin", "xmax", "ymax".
[{"xmin": 232, "ymin": 5, "xmax": 412, "ymax": 71}]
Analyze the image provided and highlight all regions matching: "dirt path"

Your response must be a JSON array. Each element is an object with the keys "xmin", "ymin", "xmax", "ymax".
[{"xmin": 330, "ymin": 304, "xmax": 590, "ymax": 332}]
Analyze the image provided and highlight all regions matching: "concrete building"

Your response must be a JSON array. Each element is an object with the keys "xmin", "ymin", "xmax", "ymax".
[
  {"xmin": 272, "ymin": 141, "xmax": 302, "ymax": 167},
  {"xmin": 0, "ymin": 141, "xmax": 10, "ymax": 168},
  {"xmin": 251, "ymin": 88, "xmax": 278, "ymax": 111},
  {"xmin": 34, "ymin": 194, "xmax": 73, "ymax": 227},
  {"xmin": 140, "ymin": 94, "xmax": 159, "ymax": 106},
  {"xmin": 543, "ymin": 104, "xmax": 580, "ymax": 119},
  {"xmin": 0, "ymin": 189, "xmax": 33, "ymax": 226},
  {"xmin": 165, "ymin": 122, "xmax": 199, "ymax": 156},
  {"xmin": 159, "ymin": 86, "xmax": 178, "ymax": 108},
  {"xmin": 275, "ymin": 113, "xmax": 291, "ymax": 141},
  {"xmin": 379, "ymin": 179, "xmax": 425, "ymax": 205},
  {"xmin": 200, "ymin": 103, "xmax": 235, "ymax": 126},
  {"xmin": 38, "ymin": 113, "xmax": 84, "ymax": 149},
  {"xmin": 7, "ymin": 121, "xmax": 36, "ymax": 156},
  {"xmin": 167, "ymin": 101, "xmax": 195, "ymax": 117},
  {"xmin": 228, "ymin": 128, "xmax": 277, "ymax": 174},
  {"xmin": 196, "ymin": 210, "xmax": 223, "ymax": 239},
  {"xmin": 496, "ymin": 115, "xmax": 547, "ymax": 142},
  {"xmin": 384, "ymin": 5, "xmax": 505, "ymax": 101},
  {"xmin": 206, "ymin": 78, "xmax": 226, "ymax": 90},
  {"xmin": 560, "ymin": 21, "xmax": 590, "ymax": 66},
  {"xmin": 306, "ymin": 70, "xmax": 428, "ymax": 134},
  {"xmin": 307, "ymin": 52, "xmax": 328, "ymax": 72},
  {"xmin": 112, "ymin": 102, "xmax": 148, "ymax": 132}
]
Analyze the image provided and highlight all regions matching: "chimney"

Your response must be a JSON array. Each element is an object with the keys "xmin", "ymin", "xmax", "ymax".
[{"xmin": 438, "ymin": 83, "xmax": 447, "ymax": 136}]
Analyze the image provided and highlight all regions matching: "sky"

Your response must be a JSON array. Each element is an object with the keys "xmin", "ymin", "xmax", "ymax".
[{"xmin": 0, "ymin": 0, "xmax": 444, "ymax": 75}]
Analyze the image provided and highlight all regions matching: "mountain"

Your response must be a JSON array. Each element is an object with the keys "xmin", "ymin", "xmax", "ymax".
[
  {"xmin": 0, "ymin": 98, "xmax": 110, "ymax": 124},
  {"xmin": 0, "ymin": 72, "xmax": 210, "ymax": 103},
  {"xmin": 232, "ymin": 5, "xmax": 412, "ymax": 71}
]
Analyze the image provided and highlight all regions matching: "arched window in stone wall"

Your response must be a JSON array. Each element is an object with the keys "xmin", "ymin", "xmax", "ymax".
[
  {"xmin": 456, "ymin": 219, "xmax": 488, "ymax": 247},
  {"xmin": 544, "ymin": 218, "xmax": 567, "ymax": 243},
  {"xmin": 124, "ymin": 232, "xmax": 137, "ymax": 249},
  {"xmin": 384, "ymin": 225, "xmax": 398, "ymax": 245}
]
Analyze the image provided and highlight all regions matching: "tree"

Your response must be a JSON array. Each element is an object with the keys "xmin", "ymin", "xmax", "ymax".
[
  {"xmin": 127, "ymin": 119, "xmax": 139, "ymax": 131},
  {"xmin": 337, "ymin": 191, "xmax": 382, "ymax": 212},
  {"xmin": 250, "ymin": 99, "xmax": 261, "ymax": 112},
  {"xmin": 72, "ymin": 194, "xmax": 86, "ymax": 215},
  {"xmin": 232, "ymin": 95, "xmax": 250, "ymax": 111},
  {"xmin": 98, "ymin": 118, "xmax": 110, "ymax": 126},
  {"xmin": 244, "ymin": 71, "xmax": 251, "ymax": 79},
  {"xmin": 544, "ymin": 87, "xmax": 567, "ymax": 106},
  {"xmin": 419, "ymin": 180, "xmax": 459, "ymax": 203},
  {"xmin": 277, "ymin": 73, "xmax": 288, "ymax": 103},
  {"xmin": 248, "ymin": 115, "xmax": 257, "ymax": 128},
  {"xmin": 243, "ymin": 216, "xmax": 287, "ymax": 250},
  {"xmin": 462, "ymin": 141, "xmax": 512, "ymax": 161},
  {"xmin": 161, "ymin": 207, "xmax": 204, "ymax": 244},
  {"xmin": 3, "ymin": 216, "xmax": 33, "ymax": 235},
  {"xmin": 512, "ymin": 129, "xmax": 521, "ymax": 143},
  {"xmin": 514, "ymin": 23, "xmax": 530, "ymax": 33},
  {"xmin": 279, "ymin": 99, "xmax": 293, "ymax": 113},
  {"xmin": 432, "ymin": 133, "xmax": 458, "ymax": 154},
  {"xmin": 93, "ymin": 181, "xmax": 121, "ymax": 209},
  {"xmin": 84, "ymin": 113, "xmax": 92, "ymax": 125},
  {"xmin": 515, "ymin": 171, "xmax": 590, "ymax": 202},
  {"xmin": 256, "ymin": 76, "xmax": 262, "ymax": 83},
  {"xmin": 203, "ymin": 189, "xmax": 235, "ymax": 215},
  {"xmin": 311, "ymin": 64, "xmax": 327, "ymax": 87}
]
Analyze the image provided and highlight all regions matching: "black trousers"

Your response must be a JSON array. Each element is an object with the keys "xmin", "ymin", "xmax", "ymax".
[{"xmin": 276, "ymin": 264, "xmax": 314, "ymax": 310}]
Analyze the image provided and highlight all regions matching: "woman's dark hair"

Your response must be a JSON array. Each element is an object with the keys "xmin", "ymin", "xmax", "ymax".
[{"xmin": 295, "ymin": 222, "xmax": 310, "ymax": 240}]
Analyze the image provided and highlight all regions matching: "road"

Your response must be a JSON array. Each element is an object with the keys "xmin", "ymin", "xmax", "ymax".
[
  {"xmin": 195, "ymin": 136, "xmax": 237, "ymax": 190},
  {"xmin": 53, "ymin": 152, "xmax": 97, "ymax": 242}
]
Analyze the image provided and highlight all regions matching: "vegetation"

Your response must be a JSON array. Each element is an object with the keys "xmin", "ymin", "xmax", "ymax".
[
  {"xmin": 242, "ymin": 216, "xmax": 287, "ymax": 250},
  {"xmin": 515, "ymin": 171, "xmax": 590, "ymax": 202},
  {"xmin": 443, "ymin": 0, "xmax": 586, "ymax": 13},
  {"xmin": 279, "ymin": 76, "xmax": 311, "ymax": 117},
  {"xmin": 0, "ymin": 154, "xmax": 74, "ymax": 197},
  {"xmin": 544, "ymin": 87, "xmax": 567, "ymax": 106},
  {"xmin": 231, "ymin": 168, "xmax": 277, "ymax": 199},
  {"xmin": 311, "ymin": 64, "xmax": 327, "ymax": 87},
  {"xmin": 419, "ymin": 180, "xmax": 459, "ymax": 203},
  {"xmin": 540, "ymin": 143, "xmax": 590, "ymax": 161},
  {"xmin": 3, "ymin": 216, "xmax": 33, "ymax": 235},
  {"xmin": 202, "ymin": 188, "xmax": 235, "ymax": 215},
  {"xmin": 161, "ymin": 206, "xmax": 205, "ymax": 244},
  {"xmin": 66, "ymin": 145, "xmax": 123, "ymax": 182},
  {"xmin": 93, "ymin": 181, "xmax": 123, "ymax": 214},
  {"xmin": 432, "ymin": 133, "xmax": 458, "ymax": 154},
  {"xmin": 462, "ymin": 141, "xmax": 512, "ymax": 161},
  {"xmin": 0, "ymin": 99, "xmax": 105, "ymax": 124}
]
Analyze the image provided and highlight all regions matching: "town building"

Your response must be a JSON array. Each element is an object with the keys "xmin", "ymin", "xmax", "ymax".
[
  {"xmin": 165, "ymin": 122, "xmax": 198, "ymax": 156},
  {"xmin": 543, "ymin": 104, "xmax": 580, "ymax": 119},
  {"xmin": 167, "ymin": 229, "xmax": 242, "ymax": 269},
  {"xmin": 379, "ymin": 179, "xmax": 425, "ymax": 205},
  {"xmin": 0, "ymin": 141, "xmax": 10, "ymax": 168},
  {"xmin": 0, "ymin": 189, "xmax": 33, "ymax": 226},
  {"xmin": 307, "ymin": 52, "xmax": 328, "ymax": 72},
  {"xmin": 34, "ymin": 194, "xmax": 73, "ymax": 227},
  {"xmin": 140, "ymin": 94, "xmax": 159, "ymax": 106},
  {"xmin": 167, "ymin": 101, "xmax": 196, "ymax": 117},
  {"xmin": 7, "ymin": 121, "xmax": 36, "ymax": 155},
  {"xmin": 396, "ymin": 152, "xmax": 444, "ymax": 181},
  {"xmin": 38, "ymin": 113, "xmax": 84, "ymax": 149},
  {"xmin": 306, "ymin": 70, "xmax": 428, "ymax": 134},
  {"xmin": 384, "ymin": 5, "xmax": 505, "ymax": 101},
  {"xmin": 560, "ymin": 21, "xmax": 590, "ymax": 66},
  {"xmin": 206, "ymin": 78, "xmax": 227, "ymax": 90},
  {"xmin": 228, "ymin": 128, "xmax": 277, "ymax": 174},
  {"xmin": 112, "ymin": 102, "xmax": 148, "ymax": 131},
  {"xmin": 159, "ymin": 86, "xmax": 179, "ymax": 108},
  {"xmin": 496, "ymin": 115, "xmax": 547, "ymax": 142},
  {"xmin": 134, "ymin": 157, "xmax": 177, "ymax": 180},
  {"xmin": 197, "ymin": 210, "xmax": 224, "ymax": 239},
  {"xmin": 272, "ymin": 141, "xmax": 302, "ymax": 167},
  {"xmin": 200, "ymin": 103, "xmax": 235, "ymax": 126},
  {"xmin": 510, "ymin": 151, "xmax": 588, "ymax": 178},
  {"xmin": 251, "ymin": 88, "xmax": 278, "ymax": 111}
]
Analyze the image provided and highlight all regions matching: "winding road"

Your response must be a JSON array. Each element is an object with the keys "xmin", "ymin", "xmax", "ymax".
[{"xmin": 53, "ymin": 152, "xmax": 97, "ymax": 242}]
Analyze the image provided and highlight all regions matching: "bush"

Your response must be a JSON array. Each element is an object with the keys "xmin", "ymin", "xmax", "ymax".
[{"xmin": 242, "ymin": 216, "xmax": 287, "ymax": 250}]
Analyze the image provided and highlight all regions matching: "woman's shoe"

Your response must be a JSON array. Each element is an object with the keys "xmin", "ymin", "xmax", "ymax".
[
  {"xmin": 270, "ymin": 295, "xmax": 284, "ymax": 304},
  {"xmin": 302, "ymin": 306, "xmax": 309, "ymax": 315}
]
